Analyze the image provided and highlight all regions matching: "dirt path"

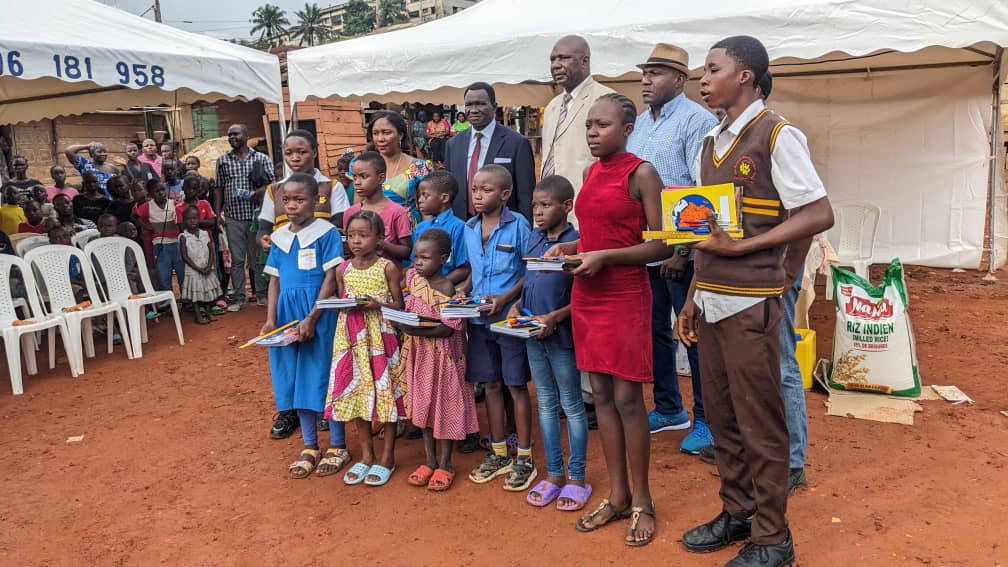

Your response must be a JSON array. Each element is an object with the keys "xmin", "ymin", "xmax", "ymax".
[{"xmin": 1, "ymin": 266, "xmax": 1006, "ymax": 566}]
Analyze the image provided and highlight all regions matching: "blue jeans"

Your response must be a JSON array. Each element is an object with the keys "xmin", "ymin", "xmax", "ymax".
[
  {"xmin": 526, "ymin": 338, "xmax": 587, "ymax": 481},
  {"xmin": 779, "ymin": 273, "xmax": 807, "ymax": 469},
  {"xmin": 153, "ymin": 242, "xmax": 185, "ymax": 292},
  {"xmin": 648, "ymin": 263, "xmax": 704, "ymax": 423}
]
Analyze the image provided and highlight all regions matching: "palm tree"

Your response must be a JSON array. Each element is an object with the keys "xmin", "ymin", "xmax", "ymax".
[
  {"xmin": 249, "ymin": 4, "xmax": 291, "ymax": 46},
  {"xmin": 291, "ymin": 3, "xmax": 332, "ymax": 46}
]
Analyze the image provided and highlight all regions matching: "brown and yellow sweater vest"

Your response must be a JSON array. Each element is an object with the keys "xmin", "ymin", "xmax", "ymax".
[{"xmin": 694, "ymin": 108, "xmax": 790, "ymax": 297}]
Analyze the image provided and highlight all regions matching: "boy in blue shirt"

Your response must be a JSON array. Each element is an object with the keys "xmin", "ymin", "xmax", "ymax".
[
  {"xmin": 412, "ymin": 171, "xmax": 470, "ymax": 285},
  {"xmin": 507, "ymin": 175, "xmax": 589, "ymax": 509},
  {"xmin": 461, "ymin": 164, "xmax": 536, "ymax": 492}
]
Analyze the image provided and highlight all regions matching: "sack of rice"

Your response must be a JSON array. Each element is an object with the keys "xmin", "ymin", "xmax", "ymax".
[{"xmin": 828, "ymin": 259, "xmax": 921, "ymax": 397}]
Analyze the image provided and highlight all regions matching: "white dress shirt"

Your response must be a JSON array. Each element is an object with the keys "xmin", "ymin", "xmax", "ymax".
[{"xmin": 693, "ymin": 99, "xmax": 827, "ymax": 323}]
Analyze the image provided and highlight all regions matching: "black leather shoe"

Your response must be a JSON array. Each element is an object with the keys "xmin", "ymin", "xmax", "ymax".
[
  {"xmin": 270, "ymin": 410, "xmax": 299, "ymax": 439},
  {"xmin": 725, "ymin": 532, "xmax": 795, "ymax": 566},
  {"xmin": 458, "ymin": 432, "xmax": 480, "ymax": 454},
  {"xmin": 585, "ymin": 403, "xmax": 598, "ymax": 430},
  {"xmin": 682, "ymin": 511, "xmax": 752, "ymax": 553}
]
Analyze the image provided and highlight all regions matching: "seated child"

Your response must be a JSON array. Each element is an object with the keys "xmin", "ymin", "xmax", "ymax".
[{"xmin": 18, "ymin": 200, "xmax": 48, "ymax": 234}]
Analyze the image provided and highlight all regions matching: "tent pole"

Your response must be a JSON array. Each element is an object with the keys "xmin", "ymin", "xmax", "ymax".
[
  {"xmin": 986, "ymin": 48, "xmax": 1004, "ymax": 280},
  {"xmin": 276, "ymin": 93, "xmax": 289, "ymax": 175}
]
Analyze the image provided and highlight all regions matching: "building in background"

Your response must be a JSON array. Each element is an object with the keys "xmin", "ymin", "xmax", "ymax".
[{"xmin": 274, "ymin": 0, "xmax": 478, "ymax": 44}]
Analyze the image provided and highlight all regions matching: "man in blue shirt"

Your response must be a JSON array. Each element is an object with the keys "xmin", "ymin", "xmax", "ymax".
[
  {"xmin": 627, "ymin": 43, "xmax": 718, "ymax": 454},
  {"xmin": 460, "ymin": 164, "xmax": 536, "ymax": 492},
  {"xmin": 412, "ymin": 171, "xmax": 470, "ymax": 285}
]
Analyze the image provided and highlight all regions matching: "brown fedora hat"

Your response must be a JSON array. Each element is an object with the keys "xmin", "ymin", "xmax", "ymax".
[{"xmin": 637, "ymin": 43, "xmax": 689, "ymax": 75}]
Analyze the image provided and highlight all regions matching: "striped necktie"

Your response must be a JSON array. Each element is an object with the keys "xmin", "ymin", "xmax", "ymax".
[{"xmin": 542, "ymin": 92, "xmax": 573, "ymax": 178}]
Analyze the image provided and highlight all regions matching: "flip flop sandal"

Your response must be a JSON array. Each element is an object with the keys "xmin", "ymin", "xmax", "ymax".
[
  {"xmin": 427, "ymin": 468, "xmax": 455, "ymax": 492},
  {"xmin": 575, "ymin": 499, "xmax": 632, "ymax": 533},
  {"xmin": 557, "ymin": 483, "xmax": 593, "ymax": 512},
  {"xmin": 364, "ymin": 464, "xmax": 396, "ymax": 487},
  {"xmin": 343, "ymin": 462, "xmax": 371, "ymax": 485},
  {"xmin": 624, "ymin": 502, "xmax": 657, "ymax": 547},
  {"xmin": 289, "ymin": 448, "xmax": 321, "ymax": 479},
  {"xmin": 526, "ymin": 480, "xmax": 562, "ymax": 507},
  {"xmin": 316, "ymin": 448, "xmax": 351, "ymax": 477},
  {"xmin": 407, "ymin": 465, "xmax": 435, "ymax": 486}
]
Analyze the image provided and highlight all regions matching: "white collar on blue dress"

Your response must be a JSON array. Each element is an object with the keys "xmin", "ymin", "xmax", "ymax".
[{"xmin": 271, "ymin": 219, "xmax": 335, "ymax": 253}]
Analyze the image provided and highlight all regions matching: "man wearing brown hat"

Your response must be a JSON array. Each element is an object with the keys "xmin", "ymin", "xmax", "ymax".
[{"xmin": 627, "ymin": 43, "xmax": 718, "ymax": 454}]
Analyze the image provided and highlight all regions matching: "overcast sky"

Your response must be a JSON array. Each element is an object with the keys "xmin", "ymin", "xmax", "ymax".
[{"xmin": 97, "ymin": 0, "xmax": 328, "ymax": 40}]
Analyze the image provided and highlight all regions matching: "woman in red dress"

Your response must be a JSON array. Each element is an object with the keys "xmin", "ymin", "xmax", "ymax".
[{"xmin": 546, "ymin": 93, "xmax": 668, "ymax": 546}]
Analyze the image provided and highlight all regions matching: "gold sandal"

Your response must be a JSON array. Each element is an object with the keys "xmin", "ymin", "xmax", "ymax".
[
  {"xmin": 575, "ymin": 499, "xmax": 631, "ymax": 532},
  {"xmin": 624, "ymin": 502, "xmax": 656, "ymax": 547},
  {"xmin": 316, "ymin": 448, "xmax": 352, "ymax": 477},
  {"xmin": 289, "ymin": 448, "xmax": 321, "ymax": 479}
]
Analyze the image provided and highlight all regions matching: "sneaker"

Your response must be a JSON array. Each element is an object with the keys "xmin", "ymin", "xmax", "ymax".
[
  {"xmin": 680, "ymin": 419, "xmax": 713, "ymax": 455},
  {"xmin": 226, "ymin": 302, "xmax": 243, "ymax": 313},
  {"xmin": 503, "ymin": 455, "xmax": 537, "ymax": 491},
  {"xmin": 788, "ymin": 468, "xmax": 807, "ymax": 496},
  {"xmin": 468, "ymin": 452, "xmax": 513, "ymax": 483},
  {"xmin": 256, "ymin": 296, "xmax": 268, "ymax": 307},
  {"xmin": 648, "ymin": 409, "xmax": 690, "ymax": 434},
  {"xmin": 699, "ymin": 444, "xmax": 717, "ymax": 465},
  {"xmin": 269, "ymin": 411, "xmax": 299, "ymax": 439}
]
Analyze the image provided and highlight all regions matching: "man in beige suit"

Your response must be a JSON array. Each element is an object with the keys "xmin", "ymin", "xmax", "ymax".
[{"xmin": 541, "ymin": 35, "xmax": 615, "ymax": 222}]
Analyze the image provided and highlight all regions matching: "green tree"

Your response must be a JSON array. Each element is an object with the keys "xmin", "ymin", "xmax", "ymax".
[
  {"xmin": 291, "ymin": 3, "xmax": 332, "ymax": 46},
  {"xmin": 249, "ymin": 4, "xmax": 291, "ymax": 46},
  {"xmin": 379, "ymin": 0, "xmax": 409, "ymax": 27},
  {"xmin": 342, "ymin": 0, "xmax": 376, "ymax": 36}
]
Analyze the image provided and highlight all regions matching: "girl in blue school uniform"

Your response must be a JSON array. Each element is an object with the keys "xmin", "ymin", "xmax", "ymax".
[{"xmin": 261, "ymin": 172, "xmax": 351, "ymax": 479}]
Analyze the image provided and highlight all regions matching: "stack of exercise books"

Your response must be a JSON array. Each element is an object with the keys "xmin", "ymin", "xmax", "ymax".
[
  {"xmin": 439, "ymin": 298, "xmax": 493, "ymax": 318},
  {"xmin": 490, "ymin": 317, "xmax": 544, "ymax": 338},
  {"xmin": 315, "ymin": 297, "xmax": 370, "ymax": 309},
  {"xmin": 523, "ymin": 256, "xmax": 583, "ymax": 272},
  {"xmin": 380, "ymin": 306, "xmax": 442, "ymax": 328}
]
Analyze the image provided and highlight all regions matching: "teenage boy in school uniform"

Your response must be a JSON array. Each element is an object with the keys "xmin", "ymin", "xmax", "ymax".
[
  {"xmin": 678, "ymin": 36, "xmax": 834, "ymax": 567},
  {"xmin": 460, "ymin": 164, "xmax": 537, "ymax": 493}
]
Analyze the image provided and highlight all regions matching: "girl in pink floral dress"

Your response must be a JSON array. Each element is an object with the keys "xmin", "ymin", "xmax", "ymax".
[{"xmin": 396, "ymin": 229, "xmax": 477, "ymax": 492}]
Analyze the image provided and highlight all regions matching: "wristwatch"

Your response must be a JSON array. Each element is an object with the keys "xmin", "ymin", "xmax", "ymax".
[{"xmin": 676, "ymin": 245, "xmax": 690, "ymax": 257}]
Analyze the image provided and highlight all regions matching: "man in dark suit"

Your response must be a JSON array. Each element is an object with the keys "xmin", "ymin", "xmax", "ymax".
[{"xmin": 445, "ymin": 82, "xmax": 535, "ymax": 220}]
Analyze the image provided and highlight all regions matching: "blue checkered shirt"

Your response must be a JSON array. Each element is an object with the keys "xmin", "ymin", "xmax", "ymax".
[
  {"xmin": 215, "ymin": 147, "xmax": 274, "ymax": 221},
  {"xmin": 627, "ymin": 92, "xmax": 718, "ymax": 187}
]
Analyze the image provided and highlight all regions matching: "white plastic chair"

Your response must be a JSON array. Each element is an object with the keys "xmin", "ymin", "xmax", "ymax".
[
  {"xmin": 24, "ymin": 244, "xmax": 134, "ymax": 375},
  {"xmin": 826, "ymin": 202, "xmax": 881, "ymax": 299},
  {"xmin": 15, "ymin": 235, "xmax": 49, "ymax": 257},
  {"xmin": 0, "ymin": 254, "xmax": 79, "ymax": 395},
  {"xmin": 72, "ymin": 228, "xmax": 100, "ymax": 250},
  {"xmin": 84, "ymin": 237, "xmax": 184, "ymax": 358}
]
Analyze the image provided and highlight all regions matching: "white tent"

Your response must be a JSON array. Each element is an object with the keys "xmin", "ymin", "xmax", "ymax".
[
  {"xmin": 0, "ymin": 0, "xmax": 284, "ymax": 125},
  {"xmin": 287, "ymin": 0, "xmax": 1008, "ymax": 270}
]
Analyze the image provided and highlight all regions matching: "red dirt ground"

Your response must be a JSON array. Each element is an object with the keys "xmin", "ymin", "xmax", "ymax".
[{"xmin": 1, "ymin": 266, "xmax": 1006, "ymax": 566}]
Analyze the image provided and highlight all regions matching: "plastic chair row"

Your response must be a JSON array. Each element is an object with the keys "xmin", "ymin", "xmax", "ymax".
[
  {"xmin": 1, "ymin": 237, "xmax": 184, "ymax": 395},
  {"xmin": 10, "ymin": 228, "xmax": 100, "ymax": 258}
]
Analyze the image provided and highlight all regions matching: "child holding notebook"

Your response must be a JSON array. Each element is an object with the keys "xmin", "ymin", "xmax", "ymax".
[
  {"xmin": 460, "ymin": 164, "xmax": 535, "ymax": 493},
  {"xmin": 678, "ymin": 36, "xmax": 833, "ymax": 567},
  {"xmin": 508, "ymin": 175, "xmax": 589, "ymax": 512}
]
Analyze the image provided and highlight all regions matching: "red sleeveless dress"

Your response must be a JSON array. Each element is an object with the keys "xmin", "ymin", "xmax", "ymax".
[{"xmin": 571, "ymin": 152, "xmax": 652, "ymax": 383}]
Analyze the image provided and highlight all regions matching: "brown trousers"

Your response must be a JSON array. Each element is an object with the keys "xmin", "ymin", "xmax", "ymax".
[{"xmin": 698, "ymin": 297, "xmax": 789, "ymax": 545}]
